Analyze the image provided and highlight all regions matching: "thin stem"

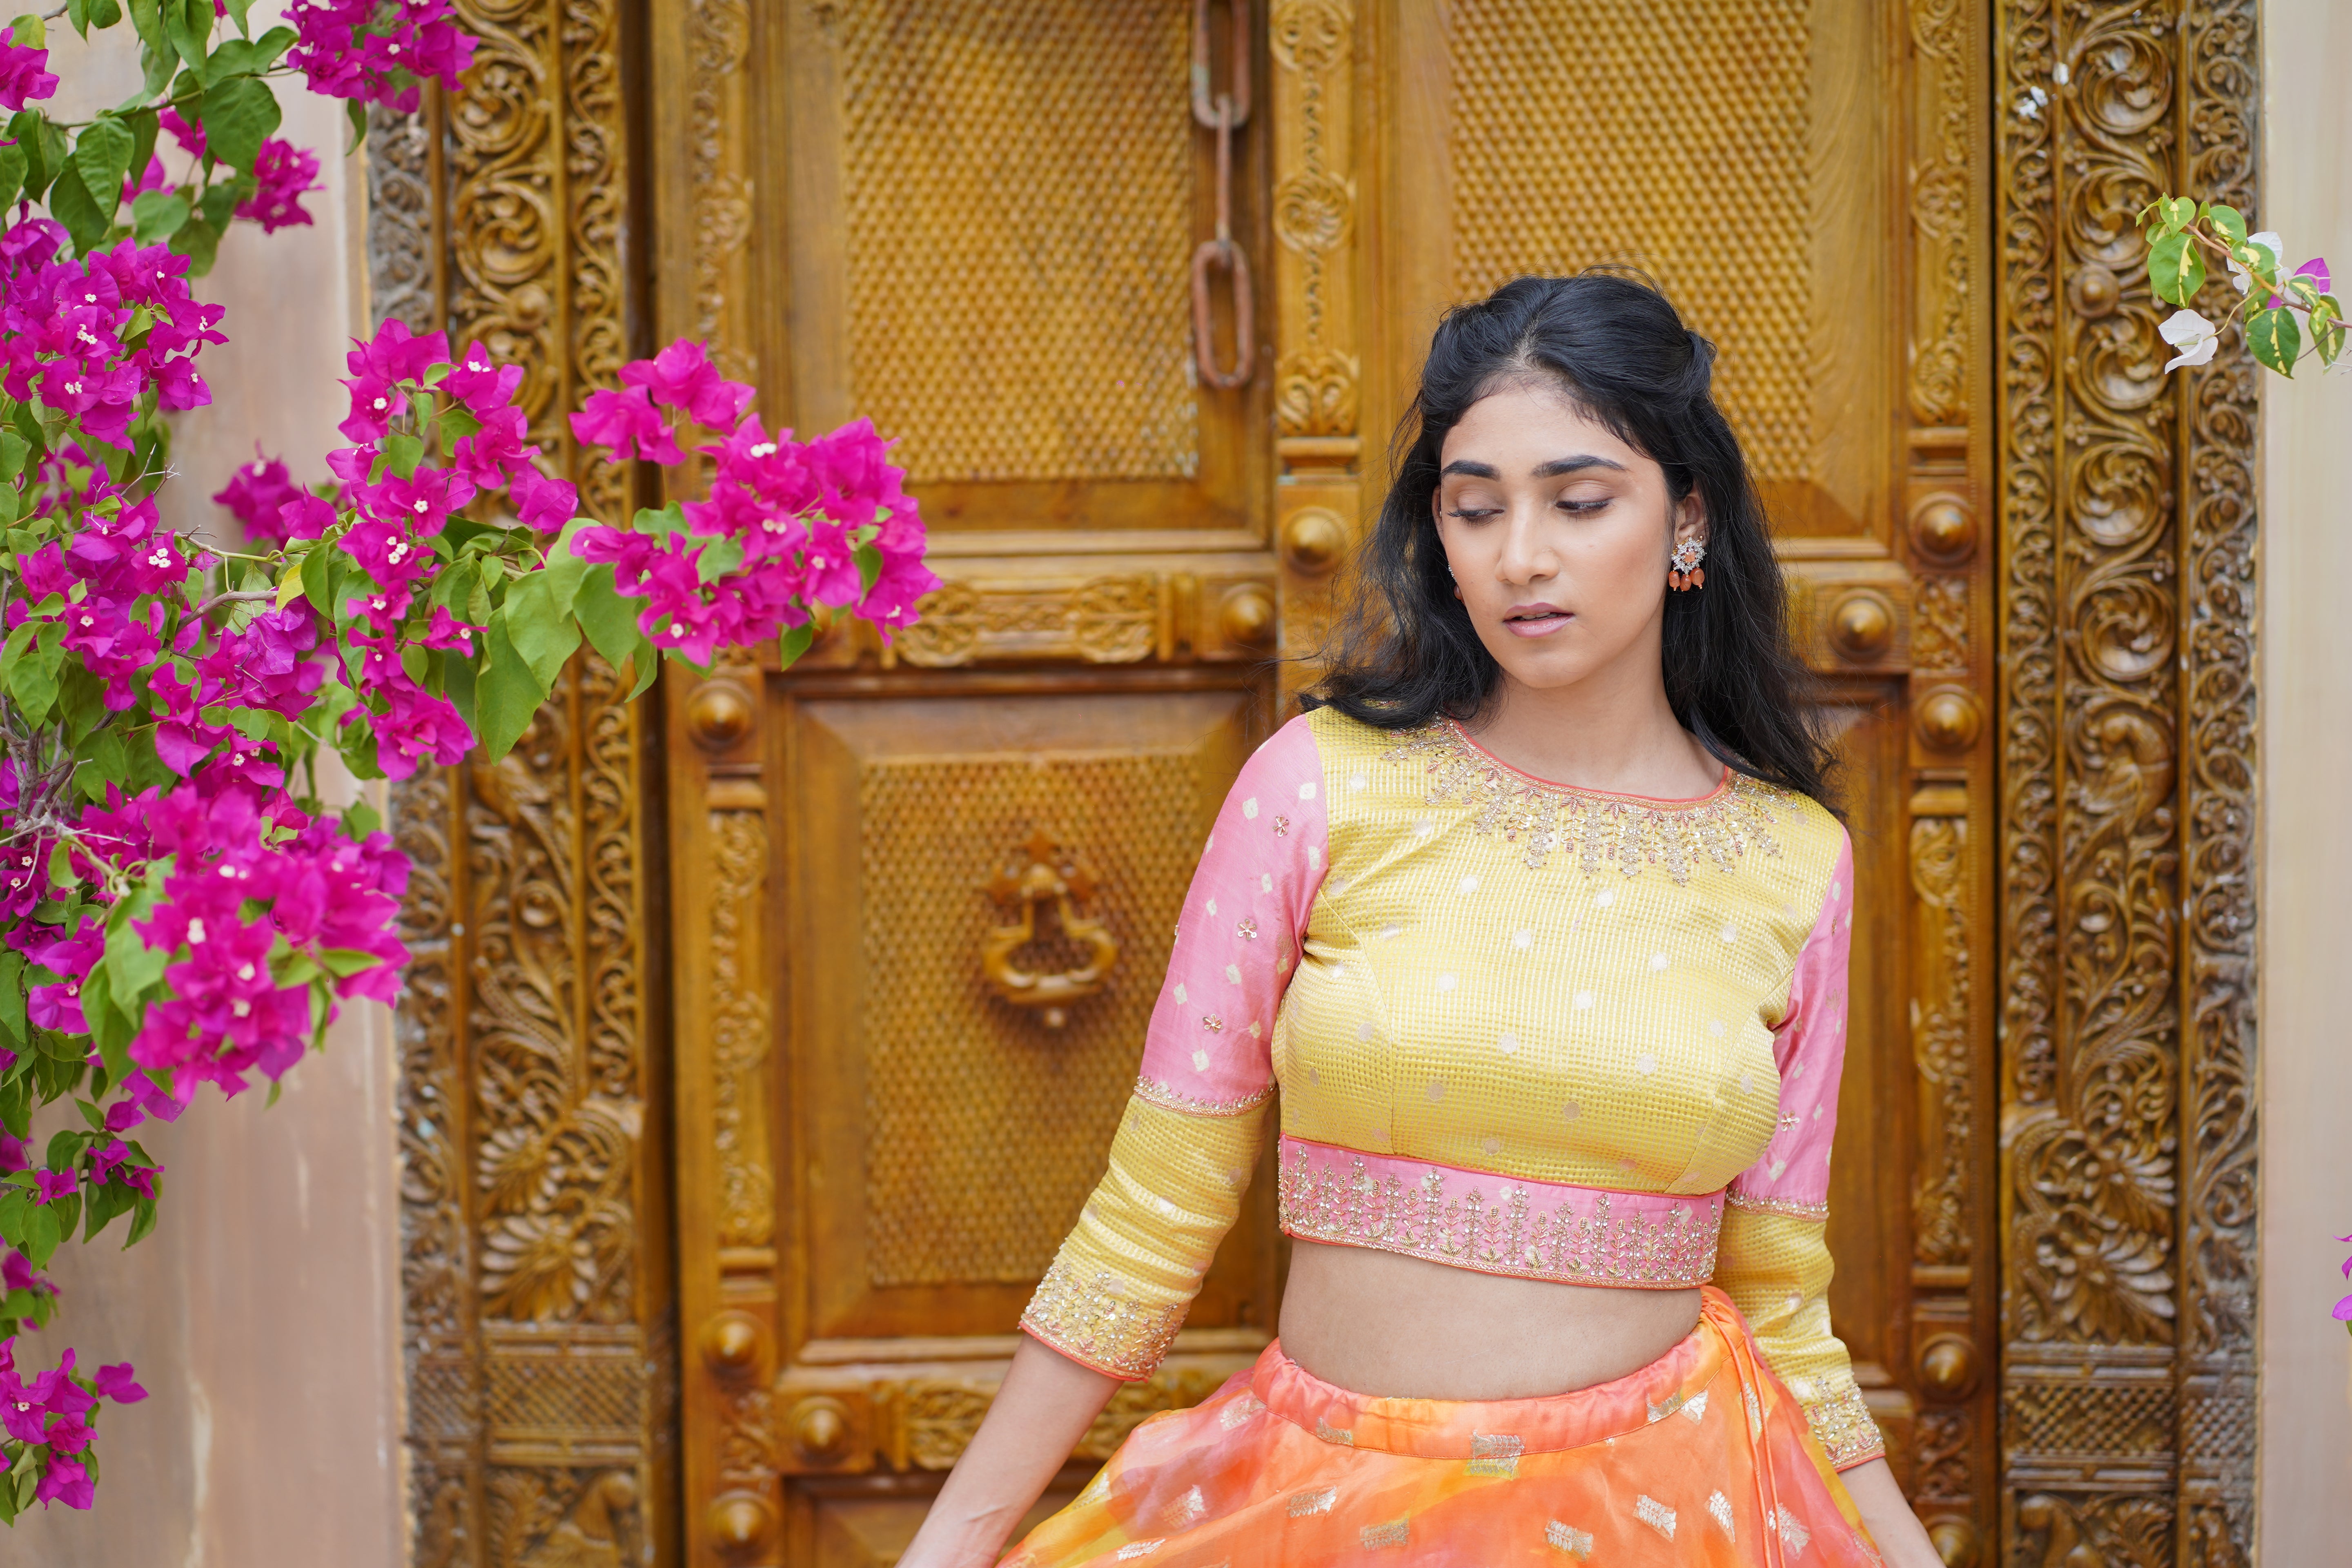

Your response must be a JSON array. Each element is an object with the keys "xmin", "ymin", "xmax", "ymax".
[{"xmin": 192, "ymin": 589, "xmax": 276, "ymax": 614}]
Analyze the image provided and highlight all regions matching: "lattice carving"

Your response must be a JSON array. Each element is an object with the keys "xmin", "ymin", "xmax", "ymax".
[
  {"xmin": 1908, "ymin": 816, "xmax": 1970, "ymax": 1270},
  {"xmin": 708, "ymin": 808, "xmax": 775, "ymax": 1250},
  {"xmin": 1995, "ymin": 0, "xmax": 2258, "ymax": 1558},
  {"xmin": 1447, "ymin": 0, "xmax": 1814, "ymax": 481},
  {"xmin": 860, "ymin": 751, "xmax": 1206, "ymax": 1287},
  {"xmin": 832, "ymin": 0, "xmax": 1199, "ymax": 482},
  {"xmin": 379, "ymin": 1, "xmax": 662, "ymax": 1556}
]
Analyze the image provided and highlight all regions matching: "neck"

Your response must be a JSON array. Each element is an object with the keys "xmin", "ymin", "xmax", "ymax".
[{"xmin": 1465, "ymin": 633, "xmax": 1719, "ymax": 799}]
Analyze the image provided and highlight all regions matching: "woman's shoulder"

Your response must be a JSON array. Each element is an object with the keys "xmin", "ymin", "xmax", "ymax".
[{"xmin": 1728, "ymin": 774, "xmax": 1850, "ymax": 917}]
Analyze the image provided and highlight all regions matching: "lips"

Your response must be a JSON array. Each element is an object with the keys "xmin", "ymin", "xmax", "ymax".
[{"xmin": 1501, "ymin": 603, "xmax": 1573, "ymax": 637}]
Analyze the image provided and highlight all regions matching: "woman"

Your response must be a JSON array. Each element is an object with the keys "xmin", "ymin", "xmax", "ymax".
[{"xmin": 904, "ymin": 274, "xmax": 1942, "ymax": 1567}]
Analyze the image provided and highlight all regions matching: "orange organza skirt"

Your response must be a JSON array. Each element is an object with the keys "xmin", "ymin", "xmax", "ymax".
[{"xmin": 1003, "ymin": 1287, "xmax": 1878, "ymax": 1566}]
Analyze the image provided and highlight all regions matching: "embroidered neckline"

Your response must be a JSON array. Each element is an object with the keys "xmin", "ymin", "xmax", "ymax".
[{"xmin": 1381, "ymin": 720, "xmax": 1787, "ymax": 882}]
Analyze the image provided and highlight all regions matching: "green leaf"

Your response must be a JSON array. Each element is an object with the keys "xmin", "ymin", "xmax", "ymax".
[
  {"xmin": 2147, "ymin": 231, "xmax": 2206, "ymax": 306},
  {"xmin": 572, "ymin": 564, "xmax": 644, "ymax": 671},
  {"xmin": 127, "ymin": 1194, "xmax": 157, "ymax": 1245},
  {"xmin": 379, "ymin": 430, "xmax": 425, "ymax": 481},
  {"xmin": 45, "ymin": 162, "xmax": 110, "ymax": 255},
  {"xmin": 8, "ymin": 12, "xmax": 43, "ymax": 47},
  {"xmin": 5, "ymin": 625, "xmax": 58, "ymax": 717},
  {"xmin": 2203, "ymin": 203, "xmax": 2248, "ymax": 247},
  {"xmin": 163, "ymin": 0, "xmax": 212, "ymax": 76},
  {"xmin": 341, "ymin": 800, "xmax": 382, "ymax": 840},
  {"xmin": 196, "ymin": 173, "xmax": 244, "ymax": 233},
  {"xmin": 0, "ymin": 951, "xmax": 24, "ymax": 1047},
  {"xmin": 778, "ymin": 620, "xmax": 816, "ymax": 670},
  {"xmin": 126, "ymin": 105, "xmax": 159, "ymax": 193},
  {"xmin": 2311, "ymin": 296, "xmax": 2345, "ymax": 367},
  {"xmin": 23, "ymin": 1196, "xmax": 58, "ymax": 1267},
  {"xmin": 208, "ymin": 24, "xmax": 293, "ymax": 79},
  {"xmin": 197, "ymin": 72, "xmax": 278, "ymax": 172},
  {"xmin": 345, "ymin": 98, "xmax": 368, "ymax": 157},
  {"xmin": 104, "ymin": 916, "xmax": 167, "ymax": 1003},
  {"xmin": 476, "ymin": 616, "xmax": 552, "ymax": 762},
  {"xmin": 539, "ymin": 517, "xmax": 600, "ymax": 612},
  {"xmin": 68, "ymin": 0, "xmax": 89, "ymax": 36},
  {"xmin": 6, "ymin": 110, "xmax": 46, "ymax": 200},
  {"xmin": 86, "ymin": 0, "xmax": 121, "ymax": 27},
  {"xmin": 130, "ymin": 187, "xmax": 190, "ymax": 244},
  {"xmin": 0, "ymin": 428, "xmax": 26, "ymax": 483},
  {"xmin": 169, "ymin": 212, "xmax": 220, "ymax": 276},
  {"xmin": 318, "ymin": 948, "xmax": 385, "ymax": 979},
  {"xmin": 57, "ymin": 660, "xmax": 107, "ymax": 744},
  {"xmin": 0, "ymin": 138, "xmax": 25, "ymax": 212},
  {"xmin": 2155, "ymin": 194, "xmax": 2196, "ymax": 235},
  {"xmin": 855, "ymin": 540, "xmax": 884, "ymax": 595},
  {"xmin": 74, "ymin": 114, "xmax": 136, "ymax": 220},
  {"xmin": 222, "ymin": 0, "xmax": 249, "ymax": 33},
  {"xmin": 2247, "ymin": 305, "xmax": 2301, "ymax": 376},
  {"xmin": 499, "ymin": 571, "xmax": 583, "ymax": 690}
]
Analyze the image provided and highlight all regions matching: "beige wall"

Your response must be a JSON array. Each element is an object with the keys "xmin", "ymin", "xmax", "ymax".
[
  {"xmin": 2258, "ymin": 0, "xmax": 2352, "ymax": 1557},
  {"xmin": 9, "ymin": 24, "xmax": 406, "ymax": 1566}
]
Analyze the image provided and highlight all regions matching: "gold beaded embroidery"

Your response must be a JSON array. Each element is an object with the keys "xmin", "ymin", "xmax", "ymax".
[
  {"xmin": 1381, "ymin": 720, "xmax": 1788, "ymax": 882},
  {"xmin": 1725, "ymin": 1189, "xmax": 1832, "ymax": 1222},
  {"xmin": 1020, "ymin": 1259, "xmax": 1187, "ymax": 1380},
  {"xmin": 1132, "ymin": 1075, "xmax": 1276, "ymax": 1118},
  {"xmin": 1467, "ymin": 1432, "xmax": 1523, "ymax": 1478},
  {"xmin": 1276, "ymin": 1144, "xmax": 1722, "ymax": 1287},
  {"xmin": 1805, "ymin": 1379, "xmax": 1886, "ymax": 1469},
  {"xmin": 1360, "ymin": 1519, "xmax": 1410, "ymax": 1550}
]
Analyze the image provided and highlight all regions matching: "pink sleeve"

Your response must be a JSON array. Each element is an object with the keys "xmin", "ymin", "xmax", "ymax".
[
  {"xmin": 1133, "ymin": 713, "xmax": 1328, "ymax": 1115},
  {"xmin": 1732, "ymin": 829, "xmax": 1853, "ymax": 1210}
]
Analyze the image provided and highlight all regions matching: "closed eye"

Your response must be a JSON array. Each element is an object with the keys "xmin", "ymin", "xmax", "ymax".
[{"xmin": 1444, "ymin": 507, "xmax": 1503, "ymax": 522}]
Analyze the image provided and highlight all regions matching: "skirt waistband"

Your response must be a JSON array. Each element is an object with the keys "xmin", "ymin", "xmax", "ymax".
[{"xmin": 1246, "ymin": 1283, "xmax": 1746, "ymax": 1459}]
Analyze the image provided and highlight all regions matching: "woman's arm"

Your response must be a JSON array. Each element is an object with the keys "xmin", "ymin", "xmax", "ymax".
[
  {"xmin": 898, "ymin": 1338, "xmax": 1120, "ymax": 1568},
  {"xmin": 1841, "ymin": 1458, "xmax": 1942, "ymax": 1568}
]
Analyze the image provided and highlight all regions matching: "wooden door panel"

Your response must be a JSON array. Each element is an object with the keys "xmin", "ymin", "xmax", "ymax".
[{"xmin": 786, "ymin": 688, "xmax": 1278, "ymax": 1343}]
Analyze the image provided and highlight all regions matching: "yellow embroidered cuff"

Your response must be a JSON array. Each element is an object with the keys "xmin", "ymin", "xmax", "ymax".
[
  {"xmin": 1801, "ymin": 1375, "xmax": 1886, "ymax": 1470},
  {"xmin": 1020, "ymin": 1259, "xmax": 1187, "ymax": 1379},
  {"xmin": 1020, "ymin": 1092, "xmax": 1269, "ymax": 1380}
]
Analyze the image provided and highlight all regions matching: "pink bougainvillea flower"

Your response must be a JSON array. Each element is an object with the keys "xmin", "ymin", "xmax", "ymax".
[
  {"xmin": 35, "ymin": 1454, "xmax": 95, "ymax": 1509},
  {"xmin": 213, "ymin": 448, "xmax": 307, "ymax": 542},
  {"xmin": 451, "ymin": 403, "xmax": 532, "ymax": 486},
  {"xmin": 92, "ymin": 1363, "xmax": 147, "ymax": 1404},
  {"xmin": 0, "ymin": 40, "xmax": 57, "ymax": 111},
  {"xmin": 346, "ymin": 317, "xmax": 451, "ymax": 387},
  {"xmin": 620, "ymin": 339, "xmax": 755, "ymax": 430},
  {"xmin": 159, "ymin": 105, "xmax": 205, "ymax": 159},
  {"xmin": 441, "ymin": 341, "xmax": 524, "ymax": 414},
  {"xmin": 235, "ymin": 139, "xmax": 323, "ymax": 234},
  {"xmin": 122, "ymin": 156, "xmax": 170, "ymax": 205},
  {"xmin": 570, "ymin": 384, "xmax": 683, "ymax": 463},
  {"xmin": 507, "ymin": 466, "xmax": 579, "ymax": 533},
  {"xmin": 340, "ymin": 372, "xmax": 406, "ymax": 443},
  {"xmin": 419, "ymin": 606, "xmax": 481, "ymax": 653}
]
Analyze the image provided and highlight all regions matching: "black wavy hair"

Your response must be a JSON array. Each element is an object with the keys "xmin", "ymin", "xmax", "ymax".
[{"xmin": 1304, "ymin": 272, "xmax": 1838, "ymax": 809}]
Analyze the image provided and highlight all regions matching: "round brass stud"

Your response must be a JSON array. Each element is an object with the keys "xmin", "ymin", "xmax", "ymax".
[
  {"xmin": 1828, "ymin": 590, "xmax": 1895, "ymax": 662},
  {"xmin": 1910, "ymin": 494, "xmax": 1976, "ymax": 564},
  {"xmin": 1280, "ymin": 507, "xmax": 1348, "ymax": 576},
  {"xmin": 1220, "ymin": 584, "xmax": 1277, "ymax": 648},
  {"xmin": 699, "ymin": 1310, "xmax": 763, "ymax": 1375},
  {"xmin": 1915, "ymin": 688, "xmax": 1982, "ymax": 752},
  {"xmin": 687, "ymin": 681, "xmax": 754, "ymax": 750},
  {"xmin": 1928, "ymin": 1517, "xmax": 1982, "ymax": 1568},
  {"xmin": 705, "ymin": 1492, "xmax": 776, "ymax": 1552},
  {"xmin": 1915, "ymin": 1332, "xmax": 1980, "ymax": 1399},
  {"xmin": 789, "ymin": 1395, "xmax": 853, "ymax": 1463},
  {"xmin": 2068, "ymin": 261, "xmax": 2121, "ymax": 320}
]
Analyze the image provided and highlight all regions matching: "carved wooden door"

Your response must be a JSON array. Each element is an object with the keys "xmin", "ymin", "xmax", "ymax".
[{"xmin": 652, "ymin": 4, "xmax": 2001, "ymax": 1565}]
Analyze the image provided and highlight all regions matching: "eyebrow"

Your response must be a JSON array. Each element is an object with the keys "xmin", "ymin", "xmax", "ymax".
[{"xmin": 1439, "ymin": 455, "xmax": 1628, "ymax": 480}]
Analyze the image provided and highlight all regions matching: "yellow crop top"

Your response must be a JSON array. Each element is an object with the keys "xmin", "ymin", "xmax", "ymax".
[{"xmin": 1020, "ymin": 706, "xmax": 1884, "ymax": 1470}]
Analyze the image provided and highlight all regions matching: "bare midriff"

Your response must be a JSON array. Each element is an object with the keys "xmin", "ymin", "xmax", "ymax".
[{"xmin": 1277, "ymin": 1239, "xmax": 1704, "ymax": 1402}]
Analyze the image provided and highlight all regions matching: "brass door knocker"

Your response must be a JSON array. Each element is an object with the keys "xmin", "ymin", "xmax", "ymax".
[{"xmin": 982, "ymin": 829, "xmax": 1119, "ymax": 1028}]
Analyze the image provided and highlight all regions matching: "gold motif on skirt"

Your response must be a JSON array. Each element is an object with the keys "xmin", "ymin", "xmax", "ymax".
[
  {"xmin": 1708, "ymin": 1490, "xmax": 1737, "ymax": 1539},
  {"xmin": 1545, "ymin": 1520, "xmax": 1596, "ymax": 1557},
  {"xmin": 1771, "ymin": 1506, "xmax": 1813, "ymax": 1555},
  {"xmin": 1635, "ymin": 1494, "xmax": 1679, "ymax": 1539},
  {"xmin": 1466, "ymin": 1431, "xmax": 1523, "ymax": 1477},
  {"xmin": 1288, "ymin": 1487, "xmax": 1337, "ymax": 1518},
  {"xmin": 1382, "ymin": 720, "xmax": 1788, "ymax": 882},
  {"xmin": 1276, "ymin": 1145, "xmax": 1722, "ymax": 1287},
  {"xmin": 1359, "ymin": 1519, "xmax": 1411, "ymax": 1550},
  {"xmin": 1313, "ymin": 1418, "xmax": 1354, "ymax": 1446}
]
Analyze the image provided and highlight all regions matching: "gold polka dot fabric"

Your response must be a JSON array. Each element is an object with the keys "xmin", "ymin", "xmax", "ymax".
[{"xmin": 1024, "ymin": 708, "xmax": 1881, "ymax": 1467}]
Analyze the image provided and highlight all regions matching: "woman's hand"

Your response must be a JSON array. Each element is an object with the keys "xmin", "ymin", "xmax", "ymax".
[
  {"xmin": 1838, "ymin": 1458, "xmax": 1945, "ymax": 1568},
  {"xmin": 898, "ymin": 1336, "xmax": 1120, "ymax": 1568}
]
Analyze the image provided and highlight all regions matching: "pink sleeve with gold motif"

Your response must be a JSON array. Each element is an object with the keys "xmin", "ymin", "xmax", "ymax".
[
  {"xmin": 1133, "ymin": 713, "xmax": 1329, "ymax": 1114},
  {"xmin": 1733, "ymin": 830, "xmax": 1854, "ymax": 1211}
]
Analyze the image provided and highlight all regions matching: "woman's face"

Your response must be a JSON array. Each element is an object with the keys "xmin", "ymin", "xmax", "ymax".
[{"xmin": 1431, "ymin": 379, "xmax": 1704, "ymax": 698}]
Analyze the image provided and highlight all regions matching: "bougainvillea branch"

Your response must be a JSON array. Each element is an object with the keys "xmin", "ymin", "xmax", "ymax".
[
  {"xmin": 0, "ymin": 1, "xmax": 937, "ymax": 1517},
  {"xmin": 2138, "ymin": 195, "xmax": 2343, "ymax": 377}
]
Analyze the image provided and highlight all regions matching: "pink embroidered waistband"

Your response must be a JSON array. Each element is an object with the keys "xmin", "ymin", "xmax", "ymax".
[{"xmin": 1275, "ymin": 1135, "xmax": 1723, "ymax": 1290}]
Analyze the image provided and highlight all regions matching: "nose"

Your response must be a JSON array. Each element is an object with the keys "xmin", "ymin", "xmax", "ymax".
[{"xmin": 1493, "ymin": 502, "xmax": 1558, "ymax": 585}]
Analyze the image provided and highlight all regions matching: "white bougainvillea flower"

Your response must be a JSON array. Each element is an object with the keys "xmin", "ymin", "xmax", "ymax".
[
  {"xmin": 2160, "ymin": 308, "xmax": 2221, "ymax": 370},
  {"xmin": 2227, "ymin": 230, "xmax": 2284, "ymax": 295}
]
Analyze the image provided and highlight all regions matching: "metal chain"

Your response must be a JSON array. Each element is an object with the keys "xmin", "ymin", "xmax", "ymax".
[{"xmin": 1190, "ymin": 0, "xmax": 1254, "ymax": 391}]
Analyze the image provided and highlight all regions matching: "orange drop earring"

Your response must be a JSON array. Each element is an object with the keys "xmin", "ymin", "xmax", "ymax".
[{"xmin": 1668, "ymin": 538, "xmax": 1706, "ymax": 592}]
